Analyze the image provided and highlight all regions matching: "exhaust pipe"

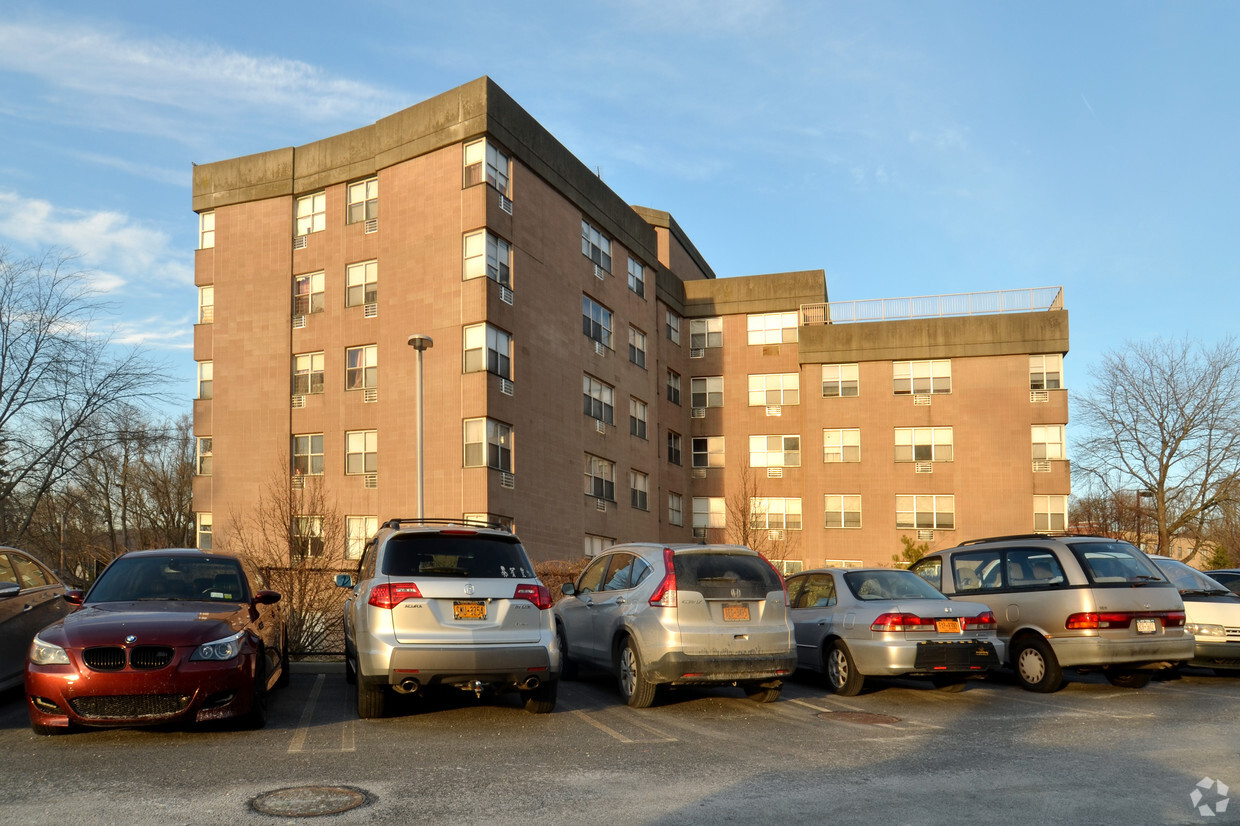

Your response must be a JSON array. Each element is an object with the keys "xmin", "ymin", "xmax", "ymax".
[
  {"xmin": 521, "ymin": 676, "xmax": 540, "ymax": 690},
  {"xmin": 394, "ymin": 678, "xmax": 420, "ymax": 694}
]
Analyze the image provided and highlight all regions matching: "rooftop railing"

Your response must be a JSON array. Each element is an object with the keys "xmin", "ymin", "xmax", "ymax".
[{"xmin": 801, "ymin": 286, "xmax": 1064, "ymax": 325}]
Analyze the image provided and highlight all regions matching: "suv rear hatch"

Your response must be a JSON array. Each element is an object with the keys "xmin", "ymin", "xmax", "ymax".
[
  {"xmin": 671, "ymin": 550, "xmax": 790, "ymax": 656},
  {"xmin": 1066, "ymin": 542, "xmax": 1187, "ymax": 638}
]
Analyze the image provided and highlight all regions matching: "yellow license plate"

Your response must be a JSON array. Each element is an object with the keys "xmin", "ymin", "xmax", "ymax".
[
  {"xmin": 722, "ymin": 603, "xmax": 750, "ymax": 622},
  {"xmin": 453, "ymin": 601, "xmax": 486, "ymax": 621},
  {"xmin": 935, "ymin": 618, "xmax": 961, "ymax": 634}
]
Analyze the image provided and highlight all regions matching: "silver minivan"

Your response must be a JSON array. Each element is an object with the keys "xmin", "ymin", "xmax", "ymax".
[
  {"xmin": 554, "ymin": 543, "xmax": 795, "ymax": 707},
  {"xmin": 911, "ymin": 535, "xmax": 1193, "ymax": 692}
]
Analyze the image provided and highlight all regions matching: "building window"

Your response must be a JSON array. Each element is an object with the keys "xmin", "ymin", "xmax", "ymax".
[
  {"xmin": 691, "ymin": 376, "xmax": 724, "ymax": 408},
  {"xmin": 464, "ymin": 324, "xmax": 512, "ymax": 378},
  {"xmin": 196, "ymin": 437, "xmax": 213, "ymax": 476},
  {"xmin": 582, "ymin": 295, "xmax": 613, "ymax": 349},
  {"xmin": 896, "ymin": 494, "xmax": 955, "ymax": 530},
  {"xmin": 823, "ymin": 429, "xmax": 861, "ymax": 463},
  {"xmin": 1030, "ymin": 354, "xmax": 1063, "ymax": 390},
  {"xmin": 1032, "ymin": 425, "xmax": 1066, "ymax": 460},
  {"xmin": 822, "ymin": 363, "xmax": 859, "ymax": 397},
  {"xmin": 585, "ymin": 534, "xmax": 615, "ymax": 558},
  {"xmin": 1034, "ymin": 494, "xmax": 1068, "ymax": 532},
  {"xmin": 748, "ymin": 373, "xmax": 800, "ymax": 406},
  {"xmin": 825, "ymin": 495, "xmax": 862, "ymax": 528},
  {"xmin": 292, "ymin": 352, "xmax": 325, "ymax": 395},
  {"xmin": 198, "ymin": 286, "xmax": 214, "ymax": 324},
  {"xmin": 690, "ymin": 317, "xmax": 723, "ymax": 350},
  {"xmin": 346, "ymin": 516, "xmax": 378, "ymax": 560},
  {"xmin": 292, "ymin": 434, "xmax": 324, "ymax": 476},
  {"xmin": 346, "ymin": 345, "xmax": 378, "ymax": 391},
  {"xmin": 584, "ymin": 454, "xmax": 616, "ymax": 501},
  {"xmin": 668, "ymin": 493, "xmax": 683, "ymax": 526},
  {"xmin": 463, "ymin": 138, "xmax": 510, "ymax": 194},
  {"xmin": 628, "ymin": 327, "xmax": 647, "ymax": 368},
  {"xmin": 691, "ymin": 436, "xmax": 725, "ymax": 469},
  {"xmin": 346, "ymin": 260, "xmax": 378, "ymax": 307},
  {"xmin": 294, "ymin": 271, "xmax": 325, "ymax": 316},
  {"xmin": 666, "ymin": 369, "xmax": 681, "ymax": 404},
  {"xmin": 750, "ymin": 497, "xmax": 802, "ymax": 530},
  {"xmin": 627, "ymin": 257, "xmax": 645, "ymax": 297},
  {"xmin": 692, "ymin": 497, "xmax": 726, "ymax": 530},
  {"xmin": 197, "ymin": 361, "xmax": 213, "ymax": 400},
  {"xmin": 293, "ymin": 515, "xmax": 325, "ymax": 558},
  {"xmin": 747, "ymin": 311, "xmax": 798, "ymax": 345},
  {"xmin": 771, "ymin": 560, "xmax": 804, "ymax": 576},
  {"xmin": 665, "ymin": 309, "xmax": 681, "ymax": 344},
  {"xmin": 464, "ymin": 513, "xmax": 515, "ymax": 532},
  {"xmin": 894, "ymin": 360, "xmax": 952, "ymax": 395},
  {"xmin": 750, "ymin": 435, "xmax": 800, "ymax": 468},
  {"xmin": 630, "ymin": 470, "xmax": 649, "ymax": 510},
  {"xmin": 196, "ymin": 512, "xmax": 212, "ymax": 550},
  {"xmin": 345, "ymin": 430, "xmax": 378, "ymax": 475},
  {"xmin": 346, "ymin": 177, "xmax": 378, "ymax": 224},
  {"xmin": 463, "ymin": 230, "xmax": 512, "ymax": 287},
  {"xmin": 894, "ymin": 427, "xmax": 954, "ymax": 462},
  {"xmin": 667, "ymin": 431, "xmax": 683, "ymax": 465},
  {"xmin": 198, "ymin": 211, "xmax": 215, "ymax": 249},
  {"xmin": 630, "ymin": 397, "xmax": 648, "ymax": 439},
  {"xmin": 295, "ymin": 191, "xmax": 326, "ymax": 236},
  {"xmin": 583, "ymin": 374, "xmax": 615, "ymax": 425},
  {"xmin": 581, "ymin": 219, "xmax": 612, "ymax": 272},
  {"xmin": 464, "ymin": 418, "xmax": 512, "ymax": 472}
]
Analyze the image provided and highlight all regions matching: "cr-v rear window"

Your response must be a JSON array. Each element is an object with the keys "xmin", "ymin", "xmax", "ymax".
[
  {"xmin": 381, "ymin": 533, "xmax": 535, "ymax": 578},
  {"xmin": 673, "ymin": 552, "xmax": 782, "ymax": 599},
  {"xmin": 1068, "ymin": 542, "xmax": 1167, "ymax": 585}
]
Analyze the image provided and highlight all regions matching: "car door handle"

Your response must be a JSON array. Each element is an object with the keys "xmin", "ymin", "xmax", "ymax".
[
  {"xmin": 615, "ymin": 598, "xmax": 627, "ymax": 605},
  {"xmin": 817, "ymin": 619, "xmax": 827, "ymax": 626},
  {"xmin": 585, "ymin": 598, "xmax": 595, "ymax": 607}
]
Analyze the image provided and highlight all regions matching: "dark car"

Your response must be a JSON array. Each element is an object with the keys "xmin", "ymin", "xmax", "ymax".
[
  {"xmin": 26, "ymin": 549, "xmax": 287, "ymax": 735},
  {"xmin": 1205, "ymin": 569, "xmax": 1240, "ymax": 596},
  {"xmin": 0, "ymin": 547, "xmax": 71, "ymax": 692}
]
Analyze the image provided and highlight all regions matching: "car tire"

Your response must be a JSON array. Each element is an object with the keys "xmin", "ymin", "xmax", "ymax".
[
  {"xmin": 344, "ymin": 651, "xmax": 357, "ymax": 686},
  {"xmin": 356, "ymin": 677, "xmax": 387, "ymax": 719},
  {"xmin": 929, "ymin": 675, "xmax": 967, "ymax": 692},
  {"xmin": 617, "ymin": 637, "xmax": 658, "ymax": 709},
  {"xmin": 825, "ymin": 640, "xmax": 865, "ymax": 696},
  {"xmin": 1104, "ymin": 668, "xmax": 1152, "ymax": 689},
  {"xmin": 742, "ymin": 681, "xmax": 782, "ymax": 703},
  {"xmin": 1012, "ymin": 636, "xmax": 1063, "ymax": 693},
  {"xmin": 556, "ymin": 622, "xmax": 578, "ymax": 681},
  {"xmin": 244, "ymin": 659, "xmax": 269, "ymax": 729},
  {"xmin": 522, "ymin": 679, "xmax": 558, "ymax": 714}
]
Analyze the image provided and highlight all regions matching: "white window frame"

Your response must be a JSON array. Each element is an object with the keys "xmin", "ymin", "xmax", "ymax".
[
  {"xmin": 292, "ymin": 352, "xmax": 325, "ymax": 395},
  {"xmin": 667, "ymin": 431, "xmax": 682, "ymax": 466},
  {"xmin": 346, "ymin": 516, "xmax": 378, "ymax": 560},
  {"xmin": 821, "ymin": 363, "xmax": 859, "ymax": 397},
  {"xmin": 691, "ymin": 436, "xmax": 725, "ymax": 469},
  {"xmin": 628, "ymin": 326, "xmax": 647, "ymax": 368},
  {"xmin": 346, "ymin": 344, "xmax": 378, "ymax": 391},
  {"xmin": 1030, "ymin": 354, "xmax": 1063, "ymax": 391},
  {"xmin": 581, "ymin": 219, "xmax": 612, "ymax": 272},
  {"xmin": 463, "ymin": 138, "xmax": 511, "ymax": 195},
  {"xmin": 345, "ymin": 430, "xmax": 378, "ymax": 475},
  {"xmin": 197, "ymin": 361, "xmax": 213, "ymax": 400},
  {"xmin": 584, "ymin": 453, "xmax": 616, "ymax": 501},
  {"xmin": 627, "ymin": 257, "xmax": 645, "ymax": 297},
  {"xmin": 1032, "ymin": 425, "xmax": 1066, "ymax": 460},
  {"xmin": 585, "ymin": 534, "xmax": 615, "ymax": 558},
  {"xmin": 464, "ymin": 418, "xmax": 512, "ymax": 472},
  {"xmin": 583, "ymin": 374, "xmax": 615, "ymax": 425},
  {"xmin": 582, "ymin": 295, "xmax": 613, "ymax": 348},
  {"xmin": 748, "ymin": 373, "xmax": 800, "ymax": 406},
  {"xmin": 292, "ymin": 433, "xmax": 324, "ymax": 476},
  {"xmin": 346, "ymin": 260, "xmax": 378, "ymax": 307},
  {"xmin": 196, "ymin": 512, "xmax": 212, "ymax": 550},
  {"xmin": 690, "ymin": 317, "xmax": 723, "ymax": 349},
  {"xmin": 691, "ymin": 376, "xmax": 724, "ymax": 408},
  {"xmin": 295, "ymin": 191, "xmax": 326, "ymax": 236},
  {"xmin": 629, "ymin": 397, "xmax": 648, "ymax": 439},
  {"xmin": 666, "ymin": 369, "xmax": 681, "ymax": 404},
  {"xmin": 464, "ymin": 323, "xmax": 512, "ymax": 378},
  {"xmin": 750, "ymin": 497, "xmax": 803, "ymax": 531},
  {"xmin": 665, "ymin": 309, "xmax": 681, "ymax": 344},
  {"xmin": 293, "ymin": 515, "xmax": 325, "ymax": 557},
  {"xmin": 346, "ymin": 177, "xmax": 378, "ymax": 224},
  {"xmin": 823, "ymin": 428, "xmax": 861, "ymax": 463},
  {"xmin": 293, "ymin": 271, "xmax": 325, "ymax": 316},
  {"xmin": 747, "ymin": 311, "xmax": 798, "ymax": 345},
  {"xmin": 894, "ymin": 359, "xmax": 952, "ymax": 395},
  {"xmin": 630, "ymin": 470, "xmax": 649, "ymax": 511},
  {"xmin": 668, "ymin": 493, "xmax": 683, "ymax": 526},
  {"xmin": 1034, "ymin": 494, "xmax": 1068, "ymax": 532},
  {"xmin": 198, "ymin": 211, "xmax": 215, "ymax": 249},
  {"xmin": 196, "ymin": 437, "xmax": 213, "ymax": 476},
  {"xmin": 894, "ymin": 427, "xmax": 954, "ymax": 463},
  {"xmin": 750, "ymin": 435, "xmax": 801, "ymax": 468},
  {"xmin": 198, "ymin": 286, "xmax": 214, "ymax": 324},
  {"xmin": 692, "ymin": 497, "xmax": 726, "ymax": 530},
  {"xmin": 463, "ymin": 230, "xmax": 512, "ymax": 286},
  {"xmin": 896, "ymin": 494, "xmax": 955, "ymax": 530},
  {"xmin": 825, "ymin": 495, "xmax": 862, "ymax": 529}
]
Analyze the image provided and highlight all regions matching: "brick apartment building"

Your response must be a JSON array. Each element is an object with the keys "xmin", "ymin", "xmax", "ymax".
[{"xmin": 190, "ymin": 76, "xmax": 1070, "ymax": 570}]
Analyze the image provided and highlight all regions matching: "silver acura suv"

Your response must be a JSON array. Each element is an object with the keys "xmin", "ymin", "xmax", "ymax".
[
  {"xmin": 336, "ymin": 519, "xmax": 559, "ymax": 717},
  {"xmin": 554, "ymin": 543, "xmax": 795, "ymax": 707}
]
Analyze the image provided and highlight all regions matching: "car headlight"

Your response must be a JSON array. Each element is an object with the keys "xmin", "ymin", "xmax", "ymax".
[
  {"xmin": 189, "ymin": 631, "xmax": 245, "ymax": 661},
  {"xmin": 1186, "ymin": 622, "xmax": 1227, "ymax": 638},
  {"xmin": 30, "ymin": 635, "xmax": 70, "ymax": 665}
]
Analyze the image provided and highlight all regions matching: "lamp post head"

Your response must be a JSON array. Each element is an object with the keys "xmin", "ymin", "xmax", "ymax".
[{"xmin": 407, "ymin": 334, "xmax": 434, "ymax": 351}]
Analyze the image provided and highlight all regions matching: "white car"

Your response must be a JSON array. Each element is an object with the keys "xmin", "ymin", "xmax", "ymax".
[{"xmin": 1150, "ymin": 556, "xmax": 1240, "ymax": 674}]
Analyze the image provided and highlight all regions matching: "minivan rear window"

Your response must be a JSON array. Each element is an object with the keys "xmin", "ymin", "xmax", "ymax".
[
  {"xmin": 1069, "ymin": 542, "xmax": 1166, "ymax": 585},
  {"xmin": 673, "ymin": 552, "xmax": 782, "ymax": 599},
  {"xmin": 381, "ymin": 533, "xmax": 534, "ymax": 579}
]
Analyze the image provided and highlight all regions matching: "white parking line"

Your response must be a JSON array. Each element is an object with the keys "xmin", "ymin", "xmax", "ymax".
[
  {"xmin": 570, "ymin": 709, "xmax": 678, "ymax": 744},
  {"xmin": 286, "ymin": 673, "xmax": 356, "ymax": 754}
]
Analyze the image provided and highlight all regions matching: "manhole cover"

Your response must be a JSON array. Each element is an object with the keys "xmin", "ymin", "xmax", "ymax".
[
  {"xmin": 251, "ymin": 786, "xmax": 369, "ymax": 817},
  {"xmin": 816, "ymin": 711, "xmax": 900, "ymax": 725}
]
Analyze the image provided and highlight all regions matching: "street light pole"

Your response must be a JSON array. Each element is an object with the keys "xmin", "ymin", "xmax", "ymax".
[{"xmin": 407, "ymin": 334, "xmax": 434, "ymax": 520}]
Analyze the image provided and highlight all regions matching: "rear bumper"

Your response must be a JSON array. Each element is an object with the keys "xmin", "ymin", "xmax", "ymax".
[
  {"xmin": 851, "ymin": 638, "xmax": 1004, "ymax": 677},
  {"xmin": 360, "ymin": 643, "xmax": 558, "ymax": 689},
  {"xmin": 643, "ymin": 650, "xmax": 797, "ymax": 686},
  {"xmin": 1044, "ymin": 634, "xmax": 1195, "ymax": 668}
]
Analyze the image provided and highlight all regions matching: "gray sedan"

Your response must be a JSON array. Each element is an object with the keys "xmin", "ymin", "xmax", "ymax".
[{"xmin": 786, "ymin": 568, "xmax": 1004, "ymax": 695}]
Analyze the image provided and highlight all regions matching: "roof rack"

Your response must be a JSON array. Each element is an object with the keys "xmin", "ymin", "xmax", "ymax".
[
  {"xmin": 954, "ymin": 532, "xmax": 1071, "ymax": 546},
  {"xmin": 380, "ymin": 517, "xmax": 513, "ymax": 534}
]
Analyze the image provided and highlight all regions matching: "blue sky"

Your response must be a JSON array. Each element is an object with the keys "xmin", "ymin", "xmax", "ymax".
[{"xmin": 0, "ymin": 1, "xmax": 1235, "ymax": 415}]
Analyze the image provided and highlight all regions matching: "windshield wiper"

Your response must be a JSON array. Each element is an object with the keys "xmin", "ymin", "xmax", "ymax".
[{"xmin": 1182, "ymin": 588, "xmax": 1234, "ymax": 597}]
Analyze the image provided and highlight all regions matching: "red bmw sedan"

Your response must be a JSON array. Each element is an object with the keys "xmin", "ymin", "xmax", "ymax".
[{"xmin": 26, "ymin": 549, "xmax": 287, "ymax": 735}]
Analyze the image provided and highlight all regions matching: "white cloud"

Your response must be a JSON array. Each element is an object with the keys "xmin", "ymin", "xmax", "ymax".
[{"xmin": 112, "ymin": 315, "xmax": 194, "ymax": 350}]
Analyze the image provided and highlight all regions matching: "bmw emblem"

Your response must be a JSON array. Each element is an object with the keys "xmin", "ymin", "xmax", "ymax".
[
  {"xmin": 125, "ymin": 635, "xmax": 137, "ymax": 644},
  {"xmin": 464, "ymin": 584, "xmax": 475, "ymax": 596}
]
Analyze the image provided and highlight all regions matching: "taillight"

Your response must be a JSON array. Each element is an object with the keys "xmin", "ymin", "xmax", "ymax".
[
  {"xmin": 368, "ymin": 582, "xmax": 422, "ymax": 609},
  {"xmin": 514, "ymin": 583, "xmax": 552, "ymax": 610},
  {"xmin": 756, "ymin": 554, "xmax": 788, "ymax": 602},
  {"xmin": 962, "ymin": 610, "xmax": 997, "ymax": 630},
  {"xmin": 870, "ymin": 613, "xmax": 936, "ymax": 632},
  {"xmin": 1164, "ymin": 610, "xmax": 1186, "ymax": 627},
  {"xmin": 648, "ymin": 547, "xmax": 678, "ymax": 607},
  {"xmin": 1066, "ymin": 612, "xmax": 1136, "ymax": 629}
]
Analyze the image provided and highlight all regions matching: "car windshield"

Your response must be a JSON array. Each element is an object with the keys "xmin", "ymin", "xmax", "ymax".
[
  {"xmin": 381, "ymin": 533, "xmax": 535, "ymax": 578},
  {"xmin": 844, "ymin": 570, "xmax": 948, "ymax": 601},
  {"xmin": 87, "ymin": 555, "xmax": 250, "ymax": 603},
  {"xmin": 1070, "ymin": 542, "xmax": 1167, "ymax": 584},
  {"xmin": 1152, "ymin": 558, "xmax": 1233, "ymax": 594},
  {"xmin": 673, "ymin": 551, "xmax": 782, "ymax": 599}
]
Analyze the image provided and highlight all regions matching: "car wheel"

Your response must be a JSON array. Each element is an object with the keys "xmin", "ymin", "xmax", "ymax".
[
  {"xmin": 556, "ymin": 622, "xmax": 578, "ymax": 681},
  {"xmin": 742, "ymin": 681, "xmax": 782, "ymax": 703},
  {"xmin": 244, "ymin": 659, "xmax": 269, "ymax": 729},
  {"xmin": 1104, "ymin": 668, "xmax": 1152, "ymax": 689},
  {"xmin": 275, "ymin": 633, "xmax": 291, "ymax": 688},
  {"xmin": 522, "ymin": 679, "xmax": 558, "ymax": 714},
  {"xmin": 356, "ymin": 677, "xmax": 387, "ymax": 719},
  {"xmin": 929, "ymin": 675, "xmax": 967, "ymax": 692},
  {"xmin": 825, "ymin": 640, "xmax": 865, "ymax": 696},
  {"xmin": 1012, "ymin": 636, "xmax": 1063, "ymax": 693},
  {"xmin": 617, "ymin": 637, "xmax": 658, "ymax": 708}
]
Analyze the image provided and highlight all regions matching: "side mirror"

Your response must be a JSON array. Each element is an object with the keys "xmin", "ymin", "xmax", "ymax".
[
  {"xmin": 253, "ymin": 590, "xmax": 281, "ymax": 605},
  {"xmin": 335, "ymin": 574, "xmax": 354, "ymax": 588},
  {"xmin": 64, "ymin": 590, "xmax": 84, "ymax": 605},
  {"xmin": 0, "ymin": 582, "xmax": 19, "ymax": 599},
  {"xmin": 561, "ymin": 582, "xmax": 576, "ymax": 597}
]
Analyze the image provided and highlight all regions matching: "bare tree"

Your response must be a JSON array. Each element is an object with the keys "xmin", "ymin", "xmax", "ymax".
[
  {"xmin": 719, "ymin": 460, "xmax": 802, "ymax": 568},
  {"xmin": 1074, "ymin": 337, "xmax": 1240, "ymax": 562}
]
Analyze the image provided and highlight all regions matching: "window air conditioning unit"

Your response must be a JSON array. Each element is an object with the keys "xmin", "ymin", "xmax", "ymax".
[
  {"xmin": 917, "ymin": 530, "xmax": 935, "ymax": 541},
  {"xmin": 595, "ymin": 420, "xmax": 606, "ymax": 434},
  {"xmin": 499, "ymin": 285, "xmax": 514, "ymax": 306},
  {"xmin": 766, "ymin": 405, "xmax": 782, "ymax": 417},
  {"xmin": 691, "ymin": 468, "xmax": 707, "ymax": 479},
  {"xmin": 290, "ymin": 476, "xmax": 306, "ymax": 490},
  {"xmin": 500, "ymin": 471, "xmax": 515, "ymax": 489},
  {"xmin": 292, "ymin": 315, "xmax": 307, "ymax": 329},
  {"xmin": 913, "ymin": 394, "xmax": 932, "ymax": 406},
  {"xmin": 594, "ymin": 264, "xmax": 605, "ymax": 280},
  {"xmin": 499, "ymin": 378, "xmax": 514, "ymax": 396},
  {"xmin": 291, "ymin": 394, "xmax": 306, "ymax": 409},
  {"xmin": 595, "ymin": 498, "xmax": 607, "ymax": 512},
  {"xmin": 593, "ymin": 340, "xmax": 605, "ymax": 357},
  {"xmin": 363, "ymin": 388, "xmax": 378, "ymax": 404},
  {"xmin": 499, "ymin": 194, "xmax": 513, "ymax": 215},
  {"xmin": 1030, "ymin": 390, "xmax": 1049, "ymax": 403},
  {"xmin": 915, "ymin": 462, "xmax": 933, "ymax": 473},
  {"xmin": 692, "ymin": 527, "xmax": 707, "ymax": 539},
  {"xmin": 690, "ymin": 348, "xmax": 704, "ymax": 359},
  {"xmin": 292, "ymin": 236, "xmax": 307, "ymax": 250},
  {"xmin": 768, "ymin": 530, "xmax": 784, "ymax": 541},
  {"xmin": 364, "ymin": 218, "xmax": 378, "ymax": 234},
  {"xmin": 691, "ymin": 408, "xmax": 706, "ymax": 419},
  {"xmin": 767, "ymin": 467, "xmax": 783, "ymax": 478},
  {"xmin": 364, "ymin": 474, "xmax": 378, "ymax": 489},
  {"xmin": 1032, "ymin": 460, "xmax": 1052, "ymax": 473},
  {"xmin": 364, "ymin": 303, "xmax": 378, "ymax": 318}
]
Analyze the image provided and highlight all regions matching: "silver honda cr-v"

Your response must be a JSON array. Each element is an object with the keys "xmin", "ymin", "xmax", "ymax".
[{"xmin": 554, "ymin": 543, "xmax": 795, "ymax": 707}]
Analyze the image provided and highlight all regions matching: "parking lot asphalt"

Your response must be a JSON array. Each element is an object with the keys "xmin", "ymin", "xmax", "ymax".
[{"xmin": 1, "ymin": 662, "xmax": 1237, "ymax": 825}]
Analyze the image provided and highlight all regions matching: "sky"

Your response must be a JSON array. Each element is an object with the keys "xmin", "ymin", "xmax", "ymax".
[{"xmin": 0, "ymin": 1, "xmax": 1235, "ymax": 422}]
